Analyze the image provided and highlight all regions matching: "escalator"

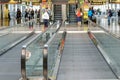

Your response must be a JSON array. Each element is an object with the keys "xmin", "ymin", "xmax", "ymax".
[
  {"xmin": 54, "ymin": 5, "xmax": 62, "ymax": 21},
  {"xmin": 68, "ymin": 4, "xmax": 77, "ymax": 23},
  {"xmin": 57, "ymin": 33, "xmax": 117, "ymax": 80}
]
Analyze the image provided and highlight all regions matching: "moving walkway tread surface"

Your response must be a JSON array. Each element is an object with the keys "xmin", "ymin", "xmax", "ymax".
[
  {"xmin": 57, "ymin": 33, "xmax": 116, "ymax": 80},
  {"xmin": 0, "ymin": 33, "xmax": 37, "ymax": 80},
  {"xmin": 0, "ymin": 33, "xmax": 28, "ymax": 49}
]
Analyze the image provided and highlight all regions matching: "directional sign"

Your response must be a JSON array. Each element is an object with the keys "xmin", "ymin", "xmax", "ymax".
[
  {"xmin": 32, "ymin": 2, "xmax": 40, "ymax": 5},
  {"xmin": 32, "ymin": 0, "xmax": 39, "ymax": 2},
  {"xmin": 91, "ymin": 1, "xmax": 103, "ymax": 5},
  {"xmin": 90, "ymin": 0, "xmax": 105, "ymax": 5},
  {"xmin": 68, "ymin": 0, "xmax": 76, "ymax": 3},
  {"xmin": 109, "ymin": 0, "xmax": 120, "ymax": 3}
]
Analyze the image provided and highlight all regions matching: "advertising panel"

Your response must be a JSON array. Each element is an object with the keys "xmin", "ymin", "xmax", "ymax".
[
  {"xmin": 83, "ymin": 3, "xmax": 89, "ymax": 19},
  {"xmin": 68, "ymin": 0, "xmax": 76, "ymax": 4},
  {"xmin": 82, "ymin": 0, "xmax": 90, "ymax": 19},
  {"xmin": 90, "ymin": 0, "xmax": 105, "ymax": 5},
  {"xmin": 109, "ymin": 0, "xmax": 120, "ymax": 3}
]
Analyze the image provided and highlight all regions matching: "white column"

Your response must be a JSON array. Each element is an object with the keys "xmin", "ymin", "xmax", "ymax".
[
  {"xmin": 62, "ymin": 4, "xmax": 66, "ymax": 22},
  {"xmin": 0, "ymin": 4, "xmax": 1, "ymax": 20}
]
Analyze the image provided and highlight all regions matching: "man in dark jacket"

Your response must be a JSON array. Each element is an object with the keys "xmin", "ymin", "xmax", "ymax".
[{"xmin": 118, "ymin": 10, "xmax": 120, "ymax": 24}]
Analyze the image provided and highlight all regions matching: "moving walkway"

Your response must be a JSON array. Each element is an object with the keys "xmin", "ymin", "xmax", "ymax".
[
  {"xmin": 0, "ymin": 20, "xmax": 60, "ymax": 80},
  {"xmin": 21, "ymin": 20, "xmax": 120, "ymax": 80},
  {"xmin": 57, "ymin": 20, "xmax": 120, "ymax": 80},
  {"xmin": 1, "ymin": 18, "xmax": 120, "ymax": 80},
  {"xmin": 21, "ymin": 21, "xmax": 62, "ymax": 80},
  {"xmin": 0, "ymin": 19, "xmax": 37, "ymax": 80}
]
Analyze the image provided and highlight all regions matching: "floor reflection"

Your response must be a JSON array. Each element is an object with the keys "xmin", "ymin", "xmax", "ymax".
[
  {"xmin": 0, "ymin": 18, "xmax": 25, "ymax": 29},
  {"xmin": 96, "ymin": 17, "xmax": 120, "ymax": 36},
  {"xmin": 0, "ymin": 19, "xmax": 10, "ymax": 27},
  {"xmin": 0, "ymin": 19, "xmax": 16, "ymax": 27}
]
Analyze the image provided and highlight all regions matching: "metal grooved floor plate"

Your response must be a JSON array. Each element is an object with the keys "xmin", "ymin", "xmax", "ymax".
[{"xmin": 57, "ymin": 33, "xmax": 116, "ymax": 80}]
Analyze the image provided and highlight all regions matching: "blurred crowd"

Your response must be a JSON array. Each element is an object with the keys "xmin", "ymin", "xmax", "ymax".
[{"xmin": 8, "ymin": 8, "xmax": 41, "ymax": 21}]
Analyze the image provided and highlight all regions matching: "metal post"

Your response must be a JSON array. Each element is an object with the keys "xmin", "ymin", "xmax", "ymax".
[
  {"xmin": 21, "ymin": 47, "xmax": 27, "ymax": 80},
  {"xmin": 57, "ymin": 20, "xmax": 60, "ymax": 28},
  {"xmin": 0, "ymin": 4, "xmax": 3, "ymax": 26},
  {"xmin": 0, "ymin": 4, "xmax": 3, "ymax": 20},
  {"xmin": 115, "ymin": 4, "xmax": 117, "ymax": 27},
  {"xmin": 43, "ymin": 45, "xmax": 48, "ymax": 80},
  {"xmin": 108, "ymin": 0, "xmax": 109, "ymax": 9}
]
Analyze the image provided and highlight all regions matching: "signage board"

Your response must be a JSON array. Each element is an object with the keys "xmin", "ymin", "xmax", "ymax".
[
  {"xmin": 91, "ymin": 1, "xmax": 103, "ymax": 5},
  {"xmin": 83, "ymin": 3, "xmax": 89, "ymax": 19},
  {"xmin": 22, "ymin": 0, "xmax": 30, "ymax": 2},
  {"xmin": 90, "ymin": 0, "xmax": 104, "ymax": 5},
  {"xmin": 32, "ymin": 0, "xmax": 39, "ymax": 2},
  {"xmin": 68, "ymin": 0, "xmax": 76, "ymax": 4},
  {"xmin": 109, "ymin": 0, "xmax": 120, "ymax": 3}
]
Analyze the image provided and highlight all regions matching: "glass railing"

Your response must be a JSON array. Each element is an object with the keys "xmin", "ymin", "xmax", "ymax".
[
  {"xmin": 95, "ymin": 16, "xmax": 120, "ymax": 37},
  {"xmin": 43, "ymin": 30, "xmax": 67, "ymax": 80},
  {"xmin": 0, "ymin": 19, "xmax": 36, "ymax": 36},
  {"xmin": 88, "ymin": 19, "xmax": 120, "ymax": 78},
  {"xmin": 0, "ymin": 19, "xmax": 37, "ymax": 55},
  {"xmin": 21, "ymin": 21, "xmax": 61, "ymax": 80}
]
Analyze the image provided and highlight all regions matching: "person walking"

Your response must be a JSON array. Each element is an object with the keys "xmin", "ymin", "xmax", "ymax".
[
  {"xmin": 88, "ymin": 8, "xmax": 93, "ymax": 21},
  {"xmin": 118, "ymin": 10, "xmax": 120, "ymax": 24},
  {"xmin": 107, "ymin": 9, "xmax": 112, "ymax": 26},
  {"xmin": 16, "ymin": 8, "xmax": 21, "ymax": 24},
  {"xmin": 8, "ymin": 10, "xmax": 11, "ymax": 20},
  {"xmin": 76, "ymin": 8, "xmax": 82, "ymax": 27},
  {"xmin": 42, "ymin": 8, "xmax": 49, "ymax": 31},
  {"xmin": 31, "ymin": 9, "xmax": 34, "ymax": 19}
]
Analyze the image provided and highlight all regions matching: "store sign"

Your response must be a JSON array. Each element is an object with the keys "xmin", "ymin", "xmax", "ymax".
[
  {"xmin": 91, "ymin": 2, "xmax": 103, "ymax": 5},
  {"xmin": 109, "ymin": 0, "xmax": 120, "ymax": 3},
  {"xmin": 32, "ymin": 2, "xmax": 40, "ymax": 5},
  {"xmin": 68, "ymin": 0, "xmax": 76, "ymax": 3},
  {"xmin": 22, "ymin": 0, "xmax": 32, "ymax": 2},
  {"xmin": 31, "ymin": 0, "xmax": 39, "ymax": 2},
  {"xmin": 21, "ymin": 0, "xmax": 40, "ymax": 2},
  {"xmin": 90, "ymin": 0, "xmax": 104, "ymax": 5}
]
